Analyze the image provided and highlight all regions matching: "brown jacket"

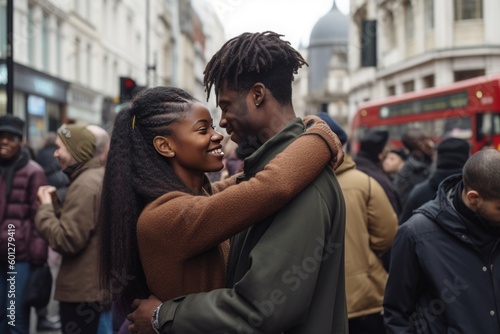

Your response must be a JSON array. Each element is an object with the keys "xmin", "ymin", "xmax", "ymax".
[
  {"xmin": 138, "ymin": 131, "xmax": 336, "ymax": 302},
  {"xmin": 35, "ymin": 157, "xmax": 104, "ymax": 302},
  {"xmin": 335, "ymin": 154, "xmax": 398, "ymax": 318}
]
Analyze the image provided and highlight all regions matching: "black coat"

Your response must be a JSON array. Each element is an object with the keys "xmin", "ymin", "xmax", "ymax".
[
  {"xmin": 399, "ymin": 169, "xmax": 462, "ymax": 224},
  {"xmin": 355, "ymin": 152, "xmax": 401, "ymax": 216},
  {"xmin": 384, "ymin": 175, "xmax": 500, "ymax": 334},
  {"xmin": 393, "ymin": 154, "xmax": 432, "ymax": 208}
]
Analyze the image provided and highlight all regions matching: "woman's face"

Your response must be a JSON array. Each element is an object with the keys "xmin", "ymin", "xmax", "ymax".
[
  {"xmin": 166, "ymin": 103, "xmax": 225, "ymax": 177},
  {"xmin": 383, "ymin": 152, "xmax": 404, "ymax": 174}
]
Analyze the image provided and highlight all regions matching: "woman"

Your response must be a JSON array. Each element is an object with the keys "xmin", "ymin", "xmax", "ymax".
[{"xmin": 98, "ymin": 86, "xmax": 340, "ymax": 316}]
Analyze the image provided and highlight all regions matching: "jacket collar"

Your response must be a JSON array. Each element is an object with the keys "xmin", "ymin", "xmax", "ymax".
[
  {"xmin": 241, "ymin": 117, "xmax": 303, "ymax": 178},
  {"xmin": 67, "ymin": 157, "xmax": 102, "ymax": 181},
  {"xmin": 335, "ymin": 154, "xmax": 355, "ymax": 175},
  {"xmin": 416, "ymin": 174, "xmax": 473, "ymax": 239}
]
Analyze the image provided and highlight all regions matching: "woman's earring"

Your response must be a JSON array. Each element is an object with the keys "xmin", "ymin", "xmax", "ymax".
[
  {"xmin": 255, "ymin": 103, "xmax": 260, "ymax": 107},
  {"xmin": 168, "ymin": 152, "xmax": 175, "ymax": 157}
]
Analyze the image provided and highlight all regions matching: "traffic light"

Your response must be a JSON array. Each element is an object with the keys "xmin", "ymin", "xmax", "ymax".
[{"xmin": 119, "ymin": 76, "xmax": 144, "ymax": 103}]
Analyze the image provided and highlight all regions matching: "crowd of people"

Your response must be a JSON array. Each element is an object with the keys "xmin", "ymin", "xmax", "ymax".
[{"xmin": 0, "ymin": 30, "xmax": 499, "ymax": 334}]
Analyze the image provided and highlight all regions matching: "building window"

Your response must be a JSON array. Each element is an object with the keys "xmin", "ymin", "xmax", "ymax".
[
  {"xmin": 56, "ymin": 21, "xmax": 62, "ymax": 75},
  {"xmin": 454, "ymin": 0, "xmax": 483, "ymax": 20},
  {"xmin": 425, "ymin": 0, "xmax": 434, "ymax": 29},
  {"xmin": 75, "ymin": 38, "xmax": 81, "ymax": 82},
  {"xmin": 28, "ymin": 6, "xmax": 35, "ymax": 64},
  {"xmin": 387, "ymin": 85, "xmax": 396, "ymax": 96},
  {"xmin": 405, "ymin": 2, "xmax": 414, "ymax": 41},
  {"xmin": 403, "ymin": 80, "xmax": 415, "ymax": 93},
  {"xmin": 42, "ymin": 13, "xmax": 49, "ymax": 71},
  {"xmin": 454, "ymin": 69, "xmax": 485, "ymax": 82},
  {"xmin": 383, "ymin": 10, "xmax": 396, "ymax": 49},
  {"xmin": 87, "ymin": 44, "xmax": 92, "ymax": 86},
  {"xmin": 0, "ymin": 3, "xmax": 6, "ymax": 57},
  {"xmin": 423, "ymin": 75, "xmax": 435, "ymax": 88}
]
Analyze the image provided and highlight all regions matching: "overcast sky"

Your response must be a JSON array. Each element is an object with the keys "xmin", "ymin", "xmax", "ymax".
[{"xmin": 211, "ymin": 0, "xmax": 350, "ymax": 48}]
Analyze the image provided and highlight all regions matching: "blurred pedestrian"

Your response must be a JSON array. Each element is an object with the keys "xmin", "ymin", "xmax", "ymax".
[
  {"xmin": 393, "ymin": 127, "xmax": 435, "ymax": 208},
  {"xmin": 98, "ymin": 86, "xmax": 341, "ymax": 333},
  {"xmin": 0, "ymin": 115, "xmax": 48, "ymax": 334},
  {"xmin": 322, "ymin": 113, "xmax": 398, "ymax": 334},
  {"xmin": 399, "ymin": 137, "xmax": 470, "ymax": 224},
  {"xmin": 355, "ymin": 129, "xmax": 401, "ymax": 216},
  {"xmin": 127, "ymin": 31, "xmax": 347, "ymax": 334},
  {"xmin": 384, "ymin": 149, "xmax": 500, "ymax": 333},
  {"xmin": 34, "ymin": 132, "xmax": 67, "ymax": 331},
  {"xmin": 35, "ymin": 124, "xmax": 105, "ymax": 334},
  {"xmin": 383, "ymin": 148, "xmax": 407, "ymax": 180}
]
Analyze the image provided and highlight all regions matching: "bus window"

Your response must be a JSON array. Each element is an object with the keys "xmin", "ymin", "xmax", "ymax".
[
  {"xmin": 476, "ymin": 113, "xmax": 500, "ymax": 150},
  {"xmin": 443, "ymin": 117, "xmax": 472, "ymax": 139}
]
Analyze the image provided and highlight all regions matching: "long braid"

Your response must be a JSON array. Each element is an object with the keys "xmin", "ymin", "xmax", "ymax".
[
  {"xmin": 204, "ymin": 31, "xmax": 307, "ymax": 105},
  {"xmin": 98, "ymin": 87, "xmax": 198, "ymax": 315}
]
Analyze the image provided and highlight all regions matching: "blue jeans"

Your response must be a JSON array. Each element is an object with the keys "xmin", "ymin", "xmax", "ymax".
[{"xmin": 0, "ymin": 262, "xmax": 31, "ymax": 334}]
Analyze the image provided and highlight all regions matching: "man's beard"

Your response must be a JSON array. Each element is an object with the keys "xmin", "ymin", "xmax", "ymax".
[{"xmin": 476, "ymin": 205, "xmax": 500, "ymax": 234}]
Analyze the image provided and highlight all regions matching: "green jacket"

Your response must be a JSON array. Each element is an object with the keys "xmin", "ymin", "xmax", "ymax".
[{"xmin": 158, "ymin": 118, "xmax": 348, "ymax": 333}]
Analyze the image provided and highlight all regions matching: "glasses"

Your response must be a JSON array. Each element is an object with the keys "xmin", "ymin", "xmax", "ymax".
[{"xmin": 0, "ymin": 133, "xmax": 20, "ymax": 142}]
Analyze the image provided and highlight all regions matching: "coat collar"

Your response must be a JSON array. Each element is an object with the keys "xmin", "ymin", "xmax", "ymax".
[{"xmin": 240, "ymin": 117, "xmax": 303, "ymax": 179}]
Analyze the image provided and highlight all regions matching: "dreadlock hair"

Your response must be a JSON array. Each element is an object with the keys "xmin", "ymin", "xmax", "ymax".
[
  {"xmin": 98, "ymin": 86, "xmax": 198, "ymax": 316},
  {"xmin": 204, "ymin": 31, "xmax": 307, "ymax": 106},
  {"xmin": 463, "ymin": 149, "xmax": 500, "ymax": 200}
]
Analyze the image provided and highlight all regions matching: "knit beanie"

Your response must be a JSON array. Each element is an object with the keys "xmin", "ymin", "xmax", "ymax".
[
  {"xmin": 436, "ymin": 137, "xmax": 470, "ymax": 170},
  {"xmin": 315, "ymin": 112, "xmax": 348, "ymax": 145},
  {"xmin": 57, "ymin": 124, "xmax": 96, "ymax": 163},
  {"xmin": 360, "ymin": 129, "xmax": 389, "ymax": 156}
]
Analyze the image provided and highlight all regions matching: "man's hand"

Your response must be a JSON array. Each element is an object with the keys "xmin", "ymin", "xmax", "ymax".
[
  {"xmin": 37, "ymin": 185, "xmax": 57, "ymax": 205},
  {"xmin": 127, "ymin": 295, "xmax": 162, "ymax": 334},
  {"xmin": 302, "ymin": 115, "xmax": 345, "ymax": 169}
]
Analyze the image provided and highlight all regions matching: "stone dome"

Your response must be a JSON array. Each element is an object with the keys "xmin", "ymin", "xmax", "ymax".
[{"xmin": 309, "ymin": 1, "xmax": 349, "ymax": 47}]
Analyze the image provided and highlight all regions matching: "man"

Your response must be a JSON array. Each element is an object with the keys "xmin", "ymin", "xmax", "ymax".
[
  {"xmin": 384, "ymin": 149, "xmax": 500, "ymax": 333},
  {"xmin": 354, "ymin": 129, "xmax": 401, "ymax": 216},
  {"xmin": 393, "ymin": 127, "xmax": 435, "ymax": 208},
  {"xmin": 35, "ymin": 124, "xmax": 106, "ymax": 334},
  {"xmin": 399, "ymin": 137, "xmax": 470, "ymax": 224},
  {"xmin": 0, "ymin": 115, "xmax": 47, "ymax": 334},
  {"xmin": 320, "ymin": 113, "xmax": 397, "ymax": 333},
  {"xmin": 382, "ymin": 148, "xmax": 407, "ymax": 180},
  {"xmin": 129, "ymin": 31, "xmax": 348, "ymax": 333}
]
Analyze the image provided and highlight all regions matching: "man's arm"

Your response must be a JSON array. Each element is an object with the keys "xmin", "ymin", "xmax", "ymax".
[
  {"xmin": 131, "ymin": 184, "xmax": 333, "ymax": 334},
  {"xmin": 366, "ymin": 176, "xmax": 398, "ymax": 254},
  {"xmin": 35, "ymin": 183, "xmax": 98, "ymax": 255},
  {"xmin": 383, "ymin": 221, "xmax": 422, "ymax": 333}
]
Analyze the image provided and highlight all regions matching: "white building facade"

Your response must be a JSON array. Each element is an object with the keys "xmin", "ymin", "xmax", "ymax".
[
  {"xmin": 0, "ymin": 0, "xmax": 224, "ymax": 149},
  {"xmin": 348, "ymin": 0, "xmax": 500, "ymax": 123}
]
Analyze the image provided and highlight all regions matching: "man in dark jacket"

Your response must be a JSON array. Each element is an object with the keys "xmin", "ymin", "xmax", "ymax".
[
  {"xmin": 399, "ymin": 137, "xmax": 470, "ymax": 224},
  {"xmin": 0, "ymin": 115, "xmax": 47, "ymax": 334},
  {"xmin": 128, "ymin": 31, "xmax": 348, "ymax": 334},
  {"xmin": 393, "ymin": 127, "xmax": 435, "ymax": 208},
  {"xmin": 355, "ymin": 129, "xmax": 401, "ymax": 216},
  {"xmin": 384, "ymin": 149, "xmax": 500, "ymax": 333}
]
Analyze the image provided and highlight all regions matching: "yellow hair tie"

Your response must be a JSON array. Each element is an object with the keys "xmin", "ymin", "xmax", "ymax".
[{"xmin": 132, "ymin": 115, "xmax": 136, "ymax": 129}]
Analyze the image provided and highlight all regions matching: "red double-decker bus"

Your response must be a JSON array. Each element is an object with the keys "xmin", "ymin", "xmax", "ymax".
[{"xmin": 351, "ymin": 74, "xmax": 500, "ymax": 154}]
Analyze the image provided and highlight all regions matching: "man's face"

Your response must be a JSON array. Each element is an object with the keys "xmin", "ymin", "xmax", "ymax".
[
  {"xmin": 54, "ymin": 136, "xmax": 77, "ymax": 170},
  {"xmin": 417, "ymin": 134, "xmax": 435, "ymax": 157},
  {"xmin": 0, "ymin": 132, "xmax": 22, "ymax": 160},
  {"xmin": 217, "ymin": 81, "xmax": 263, "ymax": 157},
  {"xmin": 383, "ymin": 152, "xmax": 405, "ymax": 174}
]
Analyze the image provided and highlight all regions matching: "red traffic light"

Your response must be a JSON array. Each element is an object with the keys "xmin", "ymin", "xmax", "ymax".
[{"xmin": 124, "ymin": 78, "xmax": 136, "ymax": 90}]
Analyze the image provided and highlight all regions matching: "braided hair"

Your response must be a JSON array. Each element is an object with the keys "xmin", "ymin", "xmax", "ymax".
[
  {"xmin": 203, "ymin": 31, "xmax": 307, "ymax": 106},
  {"xmin": 98, "ymin": 86, "xmax": 198, "ymax": 314}
]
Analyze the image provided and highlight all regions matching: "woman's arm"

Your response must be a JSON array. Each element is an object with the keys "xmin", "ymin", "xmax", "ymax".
[{"xmin": 138, "ymin": 118, "xmax": 342, "ymax": 259}]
